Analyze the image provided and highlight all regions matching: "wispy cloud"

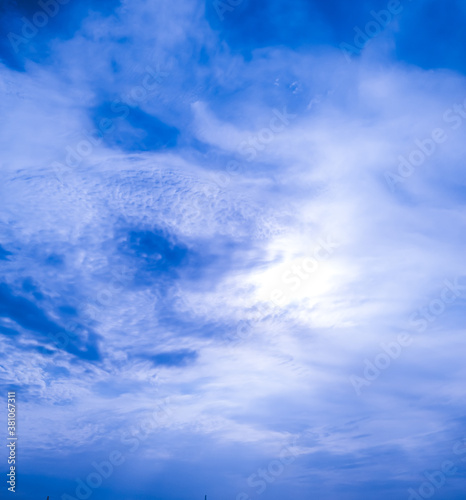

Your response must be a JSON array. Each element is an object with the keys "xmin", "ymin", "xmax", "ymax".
[{"xmin": 1, "ymin": 1, "xmax": 466, "ymax": 499}]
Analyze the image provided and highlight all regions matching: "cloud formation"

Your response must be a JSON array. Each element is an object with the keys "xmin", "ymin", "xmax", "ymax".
[{"xmin": 1, "ymin": 1, "xmax": 466, "ymax": 499}]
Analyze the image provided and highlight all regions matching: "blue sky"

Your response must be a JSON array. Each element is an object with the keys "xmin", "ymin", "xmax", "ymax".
[{"xmin": 1, "ymin": 0, "xmax": 466, "ymax": 499}]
